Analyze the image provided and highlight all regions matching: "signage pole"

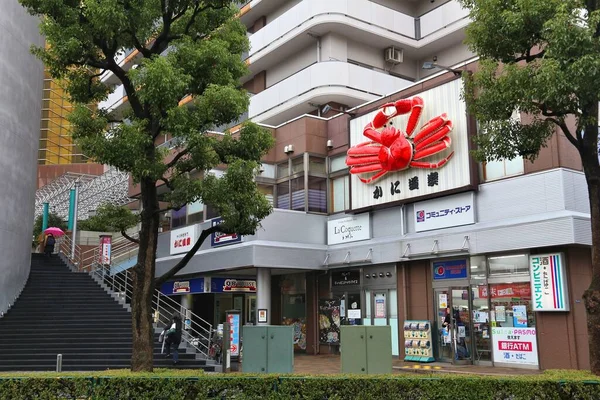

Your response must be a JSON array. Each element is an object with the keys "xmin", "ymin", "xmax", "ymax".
[
  {"xmin": 70, "ymin": 182, "xmax": 80, "ymax": 262},
  {"xmin": 67, "ymin": 189, "xmax": 75, "ymax": 231}
]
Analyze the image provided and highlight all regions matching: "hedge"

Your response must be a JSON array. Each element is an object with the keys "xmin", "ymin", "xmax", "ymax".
[{"xmin": 0, "ymin": 373, "xmax": 598, "ymax": 400}]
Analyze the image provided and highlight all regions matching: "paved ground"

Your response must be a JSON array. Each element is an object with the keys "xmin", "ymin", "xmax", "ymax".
[{"xmin": 240, "ymin": 354, "xmax": 542, "ymax": 376}]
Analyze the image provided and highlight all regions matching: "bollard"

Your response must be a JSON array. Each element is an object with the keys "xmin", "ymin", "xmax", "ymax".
[
  {"xmin": 56, "ymin": 354, "xmax": 63, "ymax": 372},
  {"xmin": 222, "ymin": 322, "xmax": 231, "ymax": 373}
]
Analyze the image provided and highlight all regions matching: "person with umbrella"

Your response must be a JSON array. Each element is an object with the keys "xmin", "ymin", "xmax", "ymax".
[{"xmin": 42, "ymin": 227, "xmax": 64, "ymax": 258}]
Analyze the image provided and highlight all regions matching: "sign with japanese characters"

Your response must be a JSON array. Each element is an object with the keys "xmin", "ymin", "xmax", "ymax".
[
  {"xmin": 413, "ymin": 191, "xmax": 474, "ymax": 232},
  {"xmin": 492, "ymin": 327, "xmax": 539, "ymax": 367},
  {"xmin": 169, "ymin": 225, "xmax": 196, "ymax": 255},
  {"xmin": 160, "ymin": 277, "xmax": 204, "ymax": 296},
  {"xmin": 348, "ymin": 79, "xmax": 471, "ymax": 210},
  {"xmin": 99, "ymin": 235, "xmax": 112, "ymax": 265},
  {"xmin": 327, "ymin": 213, "xmax": 371, "ymax": 245},
  {"xmin": 530, "ymin": 253, "xmax": 569, "ymax": 311},
  {"xmin": 433, "ymin": 259, "xmax": 468, "ymax": 280},
  {"xmin": 211, "ymin": 217, "xmax": 242, "ymax": 247}
]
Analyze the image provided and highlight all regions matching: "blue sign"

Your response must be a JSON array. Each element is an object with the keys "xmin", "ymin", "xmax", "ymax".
[
  {"xmin": 160, "ymin": 277, "xmax": 204, "ymax": 295},
  {"xmin": 211, "ymin": 217, "xmax": 242, "ymax": 247},
  {"xmin": 227, "ymin": 312, "xmax": 241, "ymax": 357},
  {"xmin": 433, "ymin": 259, "xmax": 468, "ymax": 280}
]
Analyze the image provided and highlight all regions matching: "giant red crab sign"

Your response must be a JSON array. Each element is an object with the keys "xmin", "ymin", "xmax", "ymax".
[{"xmin": 346, "ymin": 96, "xmax": 454, "ymax": 184}]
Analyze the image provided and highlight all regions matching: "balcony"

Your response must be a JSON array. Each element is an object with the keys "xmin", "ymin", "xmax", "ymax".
[
  {"xmin": 246, "ymin": 0, "xmax": 470, "ymax": 69},
  {"xmin": 98, "ymin": 84, "xmax": 127, "ymax": 114},
  {"xmin": 249, "ymin": 61, "xmax": 412, "ymax": 125}
]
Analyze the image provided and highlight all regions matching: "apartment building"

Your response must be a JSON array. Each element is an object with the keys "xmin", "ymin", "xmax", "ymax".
[{"xmin": 104, "ymin": 1, "xmax": 592, "ymax": 370}]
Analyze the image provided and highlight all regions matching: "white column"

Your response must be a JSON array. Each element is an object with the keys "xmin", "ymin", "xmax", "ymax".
[{"xmin": 256, "ymin": 268, "xmax": 271, "ymax": 325}]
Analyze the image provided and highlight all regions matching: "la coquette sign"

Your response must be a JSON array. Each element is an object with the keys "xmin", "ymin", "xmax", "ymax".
[{"xmin": 327, "ymin": 213, "xmax": 371, "ymax": 245}]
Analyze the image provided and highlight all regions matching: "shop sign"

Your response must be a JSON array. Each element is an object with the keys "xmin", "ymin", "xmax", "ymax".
[
  {"xmin": 210, "ymin": 278, "xmax": 257, "ymax": 293},
  {"xmin": 479, "ymin": 283, "xmax": 531, "ymax": 299},
  {"xmin": 530, "ymin": 253, "xmax": 569, "ymax": 311},
  {"xmin": 160, "ymin": 277, "xmax": 204, "ymax": 296},
  {"xmin": 331, "ymin": 270, "xmax": 361, "ymax": 287},
  {"xmin": 210, "ymin": 217, "xmax": 241, "ymax": 247},
  {"xmin": 327, "ymin": 214, "xmax": 370, "ymax": 245},
  {"xmin": 433, "ymin": 259, "xmax": 467, "ymax": 280},
  {"xmin": 99, "ymin": 235, "xmax": 112, "ymax": 265},
  {"xmin": 170, "ymin": 225, "xmax": 195, "ymax": 255},
  {"xmin": 348, "ymin": 79, "xmax": 471, "ymax": 211},
  {"xmin": 492, "ymin": 327, "xmax": 539, "ymax": 367},
  {"xmin": 414, "ymin": 191, "xmax": 475, "ymax": 232},
  {"xmin": 226, "ymin": 312, "xmax": 241, "ymax": 357}
]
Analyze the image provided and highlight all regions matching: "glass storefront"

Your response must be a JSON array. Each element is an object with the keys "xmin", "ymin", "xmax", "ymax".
[{"xmin": 280, "ymin": 273, "xmax": 307, "ymax": 351}]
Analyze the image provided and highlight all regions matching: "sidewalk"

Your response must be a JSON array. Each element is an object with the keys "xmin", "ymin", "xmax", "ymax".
[{"xmin": 289, "ymin": 354, "xmax": 541, "ymax": 376}]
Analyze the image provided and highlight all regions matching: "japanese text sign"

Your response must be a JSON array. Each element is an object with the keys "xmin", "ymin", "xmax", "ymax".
[
  {"xmin": 169, "ymin": 225, "xmax": 195, "ymax": 255},
  {"xmin": 433, "ymin": 259, "xmax": 467, "ymax": 280},
  {"xmin": 414, "ymin": 191, "xmax": 475, "ymax": 232},
  {"xmin": 99, "ymin": 235, "xmax": 112, "ymax": 265},
  {"xmin": 492, "ymin": 327, "xmax": 538, "ymax": 366},
  {"xmin": 348, "ymin": 79, "xmax": 471, "ymax": 210},
  {"xmin": 530, "ymin": 253, "xmax": 569, "ymax": 311}
]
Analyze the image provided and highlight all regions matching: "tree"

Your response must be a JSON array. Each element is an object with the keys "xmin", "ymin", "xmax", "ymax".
[
  {"xmin": 78, "ymin": 204, "xmax": 139, "ymax": 243},
  {"xmin": 459, "ymin": 0, "xmax": 600, "ymax": 374},
  {"xmin": 20, "ymin": 0, "xmax": 273, "ymax": 371}
]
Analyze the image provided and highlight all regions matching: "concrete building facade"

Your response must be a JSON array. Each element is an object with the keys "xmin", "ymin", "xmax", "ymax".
[{"xmin": 0, "ymin": 0, "xmax": 44, "ymax": 315}]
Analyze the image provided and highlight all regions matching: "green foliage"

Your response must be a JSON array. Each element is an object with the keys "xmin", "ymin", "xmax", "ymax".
[
  {"xmin": 32, "ymin": 213, "xmax": 67, "ymax": 241},
  {"xmin": 0, "ymin": 374, "xmax": 598, "ymax": 400},
  {"xmin": 459, "ymin": 0, "xmax": 600, "ymax": 165},
  {"xmin": 78, "ymin": 203, "xmax": 139, "ymax": 233}
]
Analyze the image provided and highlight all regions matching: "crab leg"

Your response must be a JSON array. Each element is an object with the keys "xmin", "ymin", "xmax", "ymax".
[
  {"xmin": 413, "ymin": 137, "xmax": 452, "ymax": 160},
  {"xmin": 410, "ymin": 151, "xmax": 455, "ymax": 169},
  {"xmin": 355, "ymin": 169, "xmax": 389, "ymax": 184},
  {"xmin": 412, "ymin": 114, "xmax": 451, "ymax": 143}
]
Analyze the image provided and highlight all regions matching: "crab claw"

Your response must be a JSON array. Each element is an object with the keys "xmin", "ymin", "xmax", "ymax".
[{"xmin": 371, "ymin": 96, "xmax": 424, "ymax": 133}]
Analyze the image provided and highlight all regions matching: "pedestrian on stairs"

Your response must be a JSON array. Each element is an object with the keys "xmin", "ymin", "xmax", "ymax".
[
  {"xmin": 43, "ymin": 234, "xmax": 55, "ymax": 258},
  {"xmin": 164, "ymin": 314, "xmax": 182, "ymax": 365}
]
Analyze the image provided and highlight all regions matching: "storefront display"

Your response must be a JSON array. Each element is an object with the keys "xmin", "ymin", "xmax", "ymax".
[
  {"xmin": 403, "ymin": 320, "xmax": 435, "ymax": 362},
  {"xmin": 282, "ymin": 317, "xmax": 306, "ymax": 350},
  {"xmin": 319, "ymin": 299, "xmax": 341, "ymax": 344}
]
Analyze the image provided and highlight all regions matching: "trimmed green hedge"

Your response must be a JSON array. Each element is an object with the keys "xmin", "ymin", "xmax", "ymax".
[{"xmin": 0, "ymin": 373, "xmax": 598, "ymax": 400}]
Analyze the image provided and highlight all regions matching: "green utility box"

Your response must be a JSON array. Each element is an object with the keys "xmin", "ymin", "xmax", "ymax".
[
  {"xmin": 341, "ymin": 326, "xmax": 393, "ymax": 374},
  {"xmin": 242, "ymin": 325, "xmax": 294, "ymax": 373}
]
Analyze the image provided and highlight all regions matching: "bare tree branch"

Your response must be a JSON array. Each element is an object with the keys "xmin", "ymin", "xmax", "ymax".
[
  {"xmin": 547, "ymin": 117, "xmax": 579, "ymax": 148},
  {"xmin": 166, "ymin": 148, "xmax": 190, "ymax": 169},
  {"xmin": 155, "ymin": 224, "xmax": 223, "ymax": 285}
]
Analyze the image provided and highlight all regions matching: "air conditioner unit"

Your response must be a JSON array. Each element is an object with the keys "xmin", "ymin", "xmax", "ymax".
[{"xmin": 384, "ymin": 47, "xmax": 403, "ymax": 64}]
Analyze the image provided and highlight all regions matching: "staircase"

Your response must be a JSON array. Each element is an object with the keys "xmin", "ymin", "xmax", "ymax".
[{"xmin": 0, "ymin": 254, "xmax": 215, "ymax": 372}]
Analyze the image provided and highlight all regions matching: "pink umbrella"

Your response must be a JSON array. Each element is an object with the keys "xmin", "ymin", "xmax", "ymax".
[{"xmin": 43, "ymin": 227, "xmax": 65, "ymax": 237}]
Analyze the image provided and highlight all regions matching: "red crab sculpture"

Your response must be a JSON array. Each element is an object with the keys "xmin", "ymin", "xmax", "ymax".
[{"xmin": 346, "ymin": 96, "xmax": 454, "ymax": 184}]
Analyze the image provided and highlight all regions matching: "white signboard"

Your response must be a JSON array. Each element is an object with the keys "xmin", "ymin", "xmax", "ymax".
[
  {"xmin": 327, "ymin": 213, "xmax": 371, "ymax": 245},
  {"xmin": 413, "ymin": 192, "xmax": 475, "ymax": 232},
  {"xmin": 169, "ymin": 225, "xmax": 196, "ymax": 255},
  {"xmin": 348, "ymin": 309, "xmax": 362, "ymax": 319},
  {"xmin": 530, "ymin": 253, "xmax": 569, "ymax": 311},
  {"xmin": 492, "ymin": 327, "xmax": 539, "ymax": 367},
  {"xmin": 349, "ymin": 79, "xmax": 471, "ymax": 210}
]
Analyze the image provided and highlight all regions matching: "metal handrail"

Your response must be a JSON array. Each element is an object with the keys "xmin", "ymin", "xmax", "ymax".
[{"xmin": 90, "ymin": 262, "xmax": 212, "ymax": 357}]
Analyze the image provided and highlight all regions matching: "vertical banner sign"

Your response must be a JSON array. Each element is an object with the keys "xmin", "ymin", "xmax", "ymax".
[
  {"xmin": 99, "ymin": 235, "xmax": 112, "ymax": 265},
  {"xmin": 226, "ymin": 312, "xmax": 241, "ymax": 357},
  {"xmin": 530, "ymin": 253, "xmax": 569, "ymax": 311}
]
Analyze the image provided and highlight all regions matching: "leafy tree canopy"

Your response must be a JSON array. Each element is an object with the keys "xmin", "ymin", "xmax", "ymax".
[{"xmin": 78, "ymin": 204, "xmax": 139, "ymax": 236}]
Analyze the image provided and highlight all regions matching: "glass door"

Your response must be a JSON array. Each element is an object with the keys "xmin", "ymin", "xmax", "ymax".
[
  {"xmin": 450, "ymin": 287, "xmax": 472, "ymax": 364},
  {"xmin": 364, "ymin": 289, "xmax": 399, "ymax": 356},
  {"xmin": 434, "ymin": 287, "xmax": 473, "ymax": 364}
]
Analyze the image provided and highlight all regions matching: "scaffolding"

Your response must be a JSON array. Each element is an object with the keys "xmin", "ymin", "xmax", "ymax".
[{"xmin": 34, "ymin": 167, "xmax": 133, "ymax": 221}]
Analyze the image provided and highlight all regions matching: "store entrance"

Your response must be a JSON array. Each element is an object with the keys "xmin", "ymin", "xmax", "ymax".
[
  {"xmin": 364, "ymin": 289, "xmax": 399, "ymax": 356},
  {"xmin": 434, "ymin": 287, "xmax": 473, "ymax": 364}
]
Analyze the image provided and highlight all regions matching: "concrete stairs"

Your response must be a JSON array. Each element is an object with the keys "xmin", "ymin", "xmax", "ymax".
[{"xmin": 0, "ymin": 254, "xmax": 214, "ymax": 372}]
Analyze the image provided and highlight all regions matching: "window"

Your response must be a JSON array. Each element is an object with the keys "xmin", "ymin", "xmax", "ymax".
[
  {"xmin": 277, "ymin": 162, "xmax": 289, "ymax": 179},
  {"xmin": 291, "ymin": 156, "xmax": 304, "ymax": 175},
  {"xmin": 331, "ymin": 175, "xmax": 349, "ymax": 213},
  {"xmin": 291, "ymin": 177, "xmax": 304, "ymax": 211},
  {"xmin": 171, "ymin": 206, "xmax": 187, "ymax": 228},
  {"xmin": 258, "ymin": 184, "xmax": 274, "ymax": 206},
  {"xmin": 276, "ymin": 181, "xmax": 290, "ymax": 210},
  {"xmin": 187, "ymin": 200, "xmax": 204, "ymax": 224},
  {"xmin": 483, "ymin": 157, "xmax": 524, "ymax": 181},
  {"xmin": 308, "ymin": 177, "xmax": 327, "ymax": 213},
  {"xmin": 330, "ymin": 155, "xmax": 348, "ymax": 173},
  {"xmin": 488, "ymin": 254, "xmax": 529, "ymax": 277}
]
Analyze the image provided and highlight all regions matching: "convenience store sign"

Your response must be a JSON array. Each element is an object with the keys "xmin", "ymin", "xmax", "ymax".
[{"xmin": 530, "ymin": 253, "xmax": 569, "ymax": 311}]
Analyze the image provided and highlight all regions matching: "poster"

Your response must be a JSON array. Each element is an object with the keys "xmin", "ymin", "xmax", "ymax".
[
  {"xmin": 375, "ymin": 297, "xmax": 386, "ymax": 318},
  {"xmin": 492, "ymin": 327, "xmax": 539, "ymax": 366},
  {"xmin": 99, "ymin": 235, "xmax": 112, "ymax": 265},
  {"xmin": 226, "ymin": 313, "xmax": 240, "ymax": 357},
  {"xmin": 512, "ymin": 305, "xmax": 528, "ymax": 328},
  {"xmin": 348, "ymin": 309, "xmax": 362, "ymax": 319},
  {"xmin": 495, "ymin": 306, "xmax": 506, "ymax": 322},
  {"xmin": 438, "ymin": 294, "xmax": 448, "ymax": 309},
  {"xmin": 319, "ymin": 299, "xmax": 341, "ymax": 344}
]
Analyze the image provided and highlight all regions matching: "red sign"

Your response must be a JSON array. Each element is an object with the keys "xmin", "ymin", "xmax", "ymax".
[
  {"xmin": 99, "ymin": 235, "xmax": 112, "ymax": 265},
  {"xmin": 174, "ymin": 237, "xmax": 191, "ymax": 248},
  {"xmin": 498, "ymin": 341, "xmax": 533, "ymax": 352},
  {"xmin": 480, "ymin": 283, "xmax": 531, "ymax": 299}
]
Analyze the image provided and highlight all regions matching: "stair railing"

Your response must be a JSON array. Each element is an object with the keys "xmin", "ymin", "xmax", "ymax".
[{"xmin": 90, "ymin": 263, "xmax": 212, "ymax": 358}]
